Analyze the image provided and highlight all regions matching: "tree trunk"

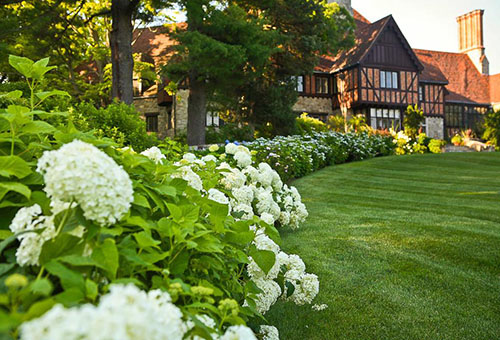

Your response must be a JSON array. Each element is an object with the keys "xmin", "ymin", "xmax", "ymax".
[
  {"xmin": 187, "ymin": 70, "xmax": 207, "ymax": 146},
  {"xmin": 110, "ymin": 0, "xmax": 136, "ymax": 104}
]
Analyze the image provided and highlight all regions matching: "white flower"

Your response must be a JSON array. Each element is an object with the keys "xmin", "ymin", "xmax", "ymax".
[
  {"xmin": 37, "ymin": 140, "xmax": 134, "ymax": 226},
  {"xmin": 9, "ymin": 205, "xmax": 57, "ymax": 266},
  {"xmin": 231, "ymin": 186, "xmax": 254, "ymax": 205},
  {"xmin": 208, "ymin": 188, "xmax": 230, "ymax": 206},
  {"xmin": 232, "ymin": 203, "xmax": 254, "ymax": 220},
  {"xmin": 220, "ymin": 325, "xmax": 257, "ymax": 340},
  {"xmin": 201, "ymin": 154, "xmax": 217, "ymax": 163},
  {"xmin": 234, "ymin": 151, "xmax": 252, "ymax": 168},
  {"xmin": 312, "ymin": 304, "xmax": 328, "ymax": 311},
  {"xmin": 172, "ymin": 166, "xmax": 204, "ymax": 192},
  {"xmin": 225, "ymin": 143, "xmax": 239, "ymax": 155},
  {"xmin": 288, "ymin": 273, "xmax": 319, "ymax": 306},
  {"xmin": 253, "ymin": 279, "xmax": 282, "ymax": 314},
  {"xmin": 259, "ymin": 325, "xmax": 279, "ymax": 340},
  {"xmin": 20, "ymin": 284, "xmax": 186, "ymax": 340},
  {"xmin": 219, "ymin": 165, "xmax": 246, "ymax": 190},
  {"xmin": 183, "ymin": 153, "xmax": 197, "ymax": 162},
  {"xmin": 260, "ymin": 213, "xmax": 275, "ymax": 225},
  {"xmin": 141, "ymin": 146, "xmax": 166, "ymax": 164}
]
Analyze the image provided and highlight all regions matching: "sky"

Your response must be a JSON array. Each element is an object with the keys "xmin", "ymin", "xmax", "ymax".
[{"xmin": 351, "ymin": 0, "xmax": 500, "ymax": 74}]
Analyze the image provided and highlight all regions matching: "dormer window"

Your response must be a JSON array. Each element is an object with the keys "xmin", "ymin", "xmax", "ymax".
[{"xmin": 380, "ymin": 70, "xmax": 399, "ymax": 89}]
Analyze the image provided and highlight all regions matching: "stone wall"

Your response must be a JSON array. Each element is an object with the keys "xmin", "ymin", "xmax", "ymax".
[
  {"xmin": 174, "ymin": 89, "xmax": 189, "ymax": 133},
  {"xmin": 134, "ymin": 96, "xmax": 158, "ymax": 115},
  {"xmin": 425, "ymin": 116, "xmax": 444, "ymax": 140},
  {"xmin": 293, "ymin": 96, "xmax": 334, "ymax": 115}
]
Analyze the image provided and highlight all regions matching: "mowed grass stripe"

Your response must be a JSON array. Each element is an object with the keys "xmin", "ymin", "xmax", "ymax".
[{"xmin": 267, "ymin": 153, "xmax": 500, "ymax": 340}]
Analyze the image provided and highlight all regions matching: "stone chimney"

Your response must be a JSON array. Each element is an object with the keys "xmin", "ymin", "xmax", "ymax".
[
  {"xmin": 329, "ymin": 0, "xmax": 352, "ymax": 15},
  {"xmin": 457, "ymin": 9, "xmax": 489, "ymax": 75}
]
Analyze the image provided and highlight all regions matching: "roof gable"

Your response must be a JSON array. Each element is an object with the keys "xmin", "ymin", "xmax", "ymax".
[
  {"xmin": 413, "ymin": 49, "xmax": 491, "ymax": 104},
  {"xmin": 490, "ymin": 73, "xmax": 500, "ymax": 104},
  {"xmin": 329, "ymin": 15, "xmax": 423, "ymax": 73}
]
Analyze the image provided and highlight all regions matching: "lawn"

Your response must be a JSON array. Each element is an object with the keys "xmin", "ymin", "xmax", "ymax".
[{"xmin": 266, "ymin": 152, "xmax": 500, "ymax": 340}]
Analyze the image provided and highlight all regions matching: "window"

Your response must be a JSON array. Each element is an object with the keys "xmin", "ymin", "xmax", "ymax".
[
  {"xmin": 315, "ymin": 77, "xmax": 329, "ymax": 94},
  {"xmin": 380, "ymin": 70, "xmax": 399, "ymax": 89},
  {"xmin": 146, "ymin": 114, "xmax": 158, "ymax": 132},
  {"xmin": 206, "ymin": 111, "xmax": 220, "ymax": 127},
  {"xmin": 369, "ymin": 108, "xmax": 401, "ymax": 130},
  {"xmin": 296, "ymin": 76, "xmax": 304, "ymax": 93},
  {"xmin": 419, "ymin": 85, "xmax": 425, "ymax": 102}
]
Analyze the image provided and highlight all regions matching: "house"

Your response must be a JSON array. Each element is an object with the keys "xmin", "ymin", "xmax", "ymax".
[{"xmin": 132, "ymin": 1, "xmax": 500, "ymax": 140}]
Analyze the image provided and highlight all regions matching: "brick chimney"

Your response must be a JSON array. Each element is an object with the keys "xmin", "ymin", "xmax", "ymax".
[
  {"xmin": 457, "ymin": 9, "xmax": 489, "ymax": 75},
  {"xmin": 329, "ymin": 0, "xmax": 352, "ymax": 15}
]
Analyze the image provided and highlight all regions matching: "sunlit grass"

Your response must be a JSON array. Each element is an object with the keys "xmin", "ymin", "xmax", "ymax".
[{"xmin": 267, "ymin": 153, "xmax": 500, "ymax": 340}]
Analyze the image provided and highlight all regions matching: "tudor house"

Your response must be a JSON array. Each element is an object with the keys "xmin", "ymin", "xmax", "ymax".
[{"xmin": 131, "ymin": 0, "xmax": 500, "ymax": 140}]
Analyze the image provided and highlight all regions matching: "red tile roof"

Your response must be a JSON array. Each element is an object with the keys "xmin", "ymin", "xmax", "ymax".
[
  {"xmin": 414, "ymin": 50, "xmax": 448, "ymax": 84},
  {"xmin": 133, "ymin": 24, "xmax": 185, "ymax": 65},
  {"xmin": 490, "ymin": 73, "xmax": 500, "ymax": 103},
  {"xmin": 353, "ymin": 9, "xmax": 371, "ymax": 26},
  {"xmin": 413, "ymin": 49, "xmax": 491, "ymax": 104}
]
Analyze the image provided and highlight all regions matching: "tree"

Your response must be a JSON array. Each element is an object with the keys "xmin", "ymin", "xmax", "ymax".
[{"xmin": 166, "ymin": 0, "xmax": 354, "ymax": 145}]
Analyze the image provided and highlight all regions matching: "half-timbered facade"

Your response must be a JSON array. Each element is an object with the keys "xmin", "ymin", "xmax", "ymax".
[{"xmin": 131, "ymin": 1, "xmax": 499, "ymax": 140}]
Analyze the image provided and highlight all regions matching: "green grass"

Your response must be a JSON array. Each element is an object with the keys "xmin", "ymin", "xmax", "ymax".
[{"xmin": 266, "ymin": 153, "xmax": 500, "ymax": 340}]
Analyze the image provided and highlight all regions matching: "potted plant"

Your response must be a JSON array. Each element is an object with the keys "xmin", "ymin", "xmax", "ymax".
[{"xmin": 451, "ymin": 134, "xmax": 463, "ymax": 146}]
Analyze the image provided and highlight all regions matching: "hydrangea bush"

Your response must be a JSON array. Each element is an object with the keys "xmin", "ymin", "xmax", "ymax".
[{"xmin": 0, "ymin": 57, "xmax": 318, "ymax": 340}]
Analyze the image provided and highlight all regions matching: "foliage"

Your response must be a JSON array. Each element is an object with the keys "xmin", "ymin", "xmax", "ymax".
[
  {"xmin": 428, "ymin": 139, "xmax": 446, "ymax": 153},
  {"xmin": 451, "ymin": 134, "xmax": 463, "ymax": 146},
  {"xmin": 391, "ymin": 129, "xmax": 429, "ymax": 155},
  {"xmin": 347, "ymin": 115, "xmax": 369, "ymax": 133},
  {"xmin": 482, "ymin": 110, "xmax": 500, "ymax": 148},
  {"xmin": 296, "ymin": 113, "xmax": 327, "ymax": 135},
  {"xmin": 206, "ymin": 123, "xmax": 254, "ymax": 144},
  {"xmin": 403, "ymin": 104, "xmax": 424, "ymax": 138},
  {"xmin": 327, "ymin": 115, "xmax": 346, "ymax": 132},
  {"xmin": 69, "ymin": 101, "xmax": 158, "ymax": 151},
  {"xmin": 0, "ymin": 55, "xmax": 318, "ymax": 339},
  {"xmin": 241, "ymin": 132, "xmax": 396, "ymax": 182}
]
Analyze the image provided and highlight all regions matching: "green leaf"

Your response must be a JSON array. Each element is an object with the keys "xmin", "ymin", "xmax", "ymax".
[
  {"xmin": 20, "ymin": 121, "xmax": 56, "ymax": 135},
  {"xmin": 54, "ymin": 287, "xmax": 84, "ymax": 306},
  {"xmin": 134, "ymin": 231, "xmax": 161, "ymax": 249},
  {"xmin": 0, "ymin": 263, "xmax": 15, "ymax": 277},
  {"xmin": 45, "ymin": 260, "xmax": 85, "ymax": 292},
  {"xmin": 30, "ymin": 278, "xmax": 53, "ymax": 296},
  {"xmin": 31, "ymin": 58, "xmax": 57, "ymax": 80},
  {"xmin": 39, "ymin": 234, "xmax": 82, "ymax": 265},
  {"xmin": 153, "ymin": 184, "xmax": 176, "ymax": 197},
  {"xmin": 91, "ymin": 238, "xmax": 119, "ymax": 279},
  {"xmin": 59, "ymin": 254, "xmax": 103, "ymax": 268},
  {"xmin": 285, "ymin": 281, "xmax": 295, "ymax": 298},
  {"xmin": 170, "ymin": 250, "xmax": 190, "ymax": 276},
  {"xmin": 167, "ymin": 203, "xmax": 183, "ymax": 221},
  {"xmin": 9, "ymin": 55, "xmax": 34, "ymax": 78},
  {"xmin": 249, "ymin": 246, "xmax": 276, "ymax": 275},
  {"xmin": 0, "ymin": 90, "xmax": 22, "ymax": 100},
  {"xmin": 0, "ymin": 182, "xmax": 31, "ymax": 201},
  {"xmin": 24, "ymin": 298, "xmax": 56, "ymax": 320},
  {"xmin": 35, "ymin": 90, "xmax": 70, "ymax": 102},
  {"xmin": 132, "ymin": 193, "xmax": 150, "ymax": 209},
  {"xmin": 225, "ymin": 230, "xmax": 255, "ymax": 245},
  {"xmin": 85, "ymin": 279, "xmax": 98, "ymax": 301},
  {"xmin": 0, "ymin": 156, "xmax": 32, "ymax": 179}
]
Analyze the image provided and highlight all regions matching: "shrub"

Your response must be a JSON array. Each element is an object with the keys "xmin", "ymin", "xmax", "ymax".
[
  {"xmin": 451, "ymin": 134, "xmax": 463, "ymax": 146},
  {"xmin": 326, "ymin": 114, "xmax": 346, "ymax": 132},
  {"xmin": 347, "ymin": 115, "xmax": 369, "ymax": 133},
  {"xmin": 0, "ymin": 55, "xmax": 318, "ymax": 339},
  {"xmin": 403, "ymin": 104, "xmax": 424, "ymax": 138},
  {"xmin": 482, "ymin": 110, "xmax": 500, "ymax": 148},
  {"xmin": 70, "ymin": 101, "xmax": 159, "ymax": 151},
  {"xmin": 428, "ymin": 139, "xmax": 446, "ymax": 153},
  {"xmin": 296, "ymin": 113, "xmax": 327, "ymax": 135},
  {"xmin": 206, "ymin": 122, "xmax": 254, "ymax": 144}
]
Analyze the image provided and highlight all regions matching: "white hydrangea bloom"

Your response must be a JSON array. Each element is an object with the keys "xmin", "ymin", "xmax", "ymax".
[
  {"xmin": 231, "ymin": 186, "xmax": 254, "ymax": 206},
  {"xmin": 220, "ymin": 325, "xmax": 257, "ymax": 340},
  {"xmin": 259, "ymin": 213, "xmax": 275, "ymax": 225},
  {"xmin": 232, "ymin": 203, "xmax": 254, "ymax": 220},
  {"xmin": 201, "ymin": 154, "xmax": 217, "ymax": 163},
  {"xmin": 141, "ymin": 146, "xmax": 166, "ymax": 164},
  {"xmin": 9, "ymin": 205, "xmax": 57, "ymax": 266},
  {"xmin": 259, "ymin": 325, "xmax": 280, "ymax": 340},
  {"xmin": 208, "ymin": 188, "xmax": 230, "ymax": 206},
  {"xmin": 288, "ymin": 273, "xmax": 319, "ymax": 306},
  {"xmin": 281, "ymin": 254, "xmax": 306, "ymax": 281},
  {"xmin": 183, "ymin": 153, "xmax": 197, "ymax": 162},
  {"xmin": 225, "ymin": 143, "xmax": 239, "ymax": 155},
  {"xmin": 218, "ymin": 165, "xmax": 246, "ymax": 190},
  {"xmin": 37, "ymin": 140, "xmax": 134, "ymax": 226},
  {"xmin": 172, "ymin": 166, "xmax": 204, "ymax": 192},
  {"xmin": 311, "ymin": 304, "xmax": 328, "ymax": 311},
  {"xmin": 234, "ymin": 151, "xmax": 252, "ymax": 169},
  {"xmin": 186, "ymin": 314, "xmax": 218, "ymax": 340},
  {"xmin": 20, "ymin": 284, "xmax": 186, "ymax": 340},
  {"xmin": 253, "ymin": 279, "xmax": 282, "ymax": 314},
  {"xmin": 242, "ymin": 166, "xmax": 259, "ymax": 183}
]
